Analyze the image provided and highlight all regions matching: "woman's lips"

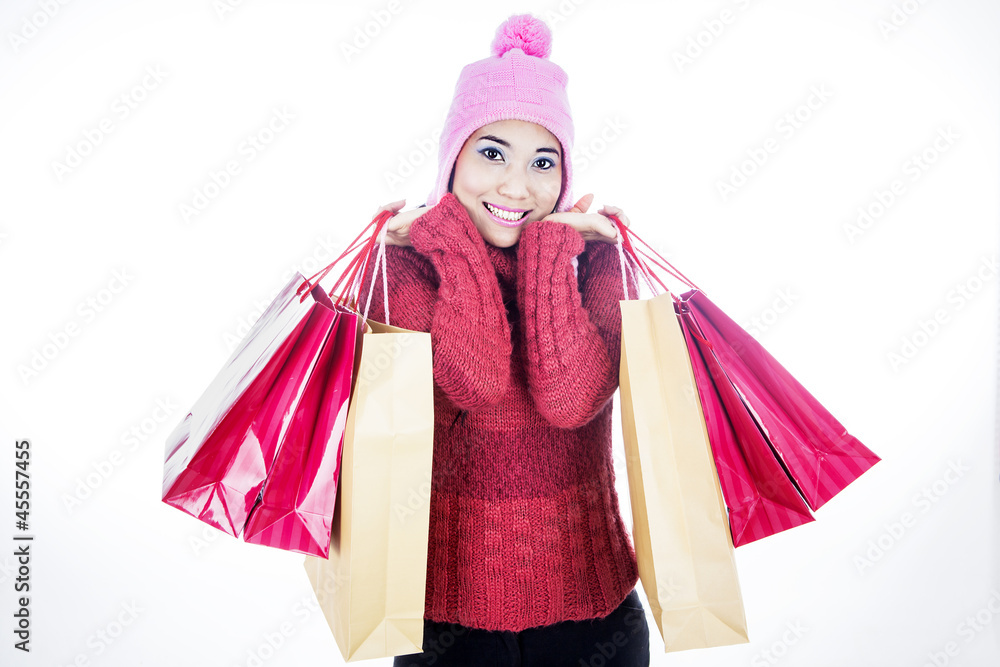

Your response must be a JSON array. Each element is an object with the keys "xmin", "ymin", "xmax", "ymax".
[
  {"xmin": 487, "ymin": 202, "xmax": 528, "ymax": 213},
  {"xmin": 483, "ymin": 201, "xmax": 529, "ymax": 227}
]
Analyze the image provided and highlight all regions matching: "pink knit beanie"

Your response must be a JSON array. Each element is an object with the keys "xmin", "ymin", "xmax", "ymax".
[{"xmin": 427, "ymin": 14, "xmax": 575, "ymax": 213}]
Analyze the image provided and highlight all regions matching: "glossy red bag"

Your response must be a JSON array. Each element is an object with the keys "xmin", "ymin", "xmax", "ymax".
[
  {"xmin": 678, "ymin": 290, "xmax": 879, "ymax": 513},
  {"xmin": 241, "ymin": 302, "xmax": 360, "ymax": 554},
  {"xmin": 677, "ymin": 306, "xmax": 815, "ymax": 546},
  {"xmin": 610, "ymin": 219, "xmax": 879, "ymax": 546},
  {"xmin": 162, "ymin": 274, "xmax": 360, "ymax": 556}
]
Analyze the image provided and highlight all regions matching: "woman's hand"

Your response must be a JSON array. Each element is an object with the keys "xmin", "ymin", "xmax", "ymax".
[
  {"xmin": 372, "ymin": 199, "xmax": 432, "ymax": 247},
  {"xmin": 539, "ymin": 193, "xmax": 630, "ymax": 244}
]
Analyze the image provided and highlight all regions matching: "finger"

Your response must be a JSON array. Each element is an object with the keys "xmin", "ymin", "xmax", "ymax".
[
  {"xmin": 599, "ymin": 205, "xmax": 630, "ymax": 229},
  {"xmin": 581, "ymin": 214, "xmax": 620, "ymax": 241},
  {"xmin": 570, "ymin": 193, "xmax": 594, "ymax": 214},
  {"xmin": 373, "ymin": 199, "xmax": 406, "ymax": 217},
  {"xmin": 539, "ymin": 213, "xmax": 570, "ymax": 224},
  {"xmin": 603, "ymin": 218, "xmax": 619, "ymax": 240}
]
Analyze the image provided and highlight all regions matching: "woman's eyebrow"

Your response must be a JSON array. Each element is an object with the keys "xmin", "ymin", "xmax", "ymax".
[{"xmin": 476, "ymin": 134, "xmax": 560, "ymax": 155}]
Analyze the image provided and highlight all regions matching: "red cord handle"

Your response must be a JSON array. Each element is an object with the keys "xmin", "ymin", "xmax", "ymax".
[
  {"xmin": 605, "ymin": 214, "xmax": 701, "ymax": 293},
  {"xmin": 605, "ymin": 214, "xmax": 713, "ymax": 349},
  {"xmin": 295, "ymin": 209, "xmax": 393, "ymax": 309}
]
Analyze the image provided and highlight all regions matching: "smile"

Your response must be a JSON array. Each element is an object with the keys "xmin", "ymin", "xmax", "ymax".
[{"xmin": 483, "ymin": 202, "xmax": 529, "ymax": 227}]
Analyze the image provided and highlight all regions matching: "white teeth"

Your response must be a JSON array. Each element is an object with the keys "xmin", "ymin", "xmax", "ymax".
[{"xmin": 485, "ymin": 203, "xmax": 526, "ymax": 222}]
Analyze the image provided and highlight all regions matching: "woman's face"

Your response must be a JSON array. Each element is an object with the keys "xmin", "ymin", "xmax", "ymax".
[{"xmin": 450, "ymin": 119, "xmax": 563, "ymax": 248}]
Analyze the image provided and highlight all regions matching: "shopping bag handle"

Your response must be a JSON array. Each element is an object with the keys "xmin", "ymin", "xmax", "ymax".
[
  {"xmin": 606, "ymin": 214, "xmax": 702, "ymax": 297},
  {"xmin": 295, "ymin": 210, "xmax": 394, "ymax": 323},
  {"xmin": 295, "ymin": 210, "xmax": 387, "ymax": 302},
  {"xmin": 357, "ymin": 223, "xmax": 390, "ymax": 326},
  {"xmin": 606, "ymin": 215, "xmax": 714, "ymax": 348},
  {"xmin": 331, "ymin": 212, "xmax": 392, "ymax": 310}
]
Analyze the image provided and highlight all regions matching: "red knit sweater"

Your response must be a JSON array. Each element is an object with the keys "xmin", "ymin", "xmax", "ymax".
[{"xmin": 357, "ymin": 193, "xmax": 639, "ymax": 632}]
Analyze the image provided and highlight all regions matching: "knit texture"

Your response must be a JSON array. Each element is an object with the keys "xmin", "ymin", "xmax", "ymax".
[{"xmin": 358, "ymin": 193, "xmax": 639, "ymax": 632}]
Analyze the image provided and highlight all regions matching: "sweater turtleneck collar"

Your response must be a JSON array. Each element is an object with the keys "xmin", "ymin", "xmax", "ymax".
[{"xmin": 483, "ymin": 241, "xmax": 518, "ymax": 285}]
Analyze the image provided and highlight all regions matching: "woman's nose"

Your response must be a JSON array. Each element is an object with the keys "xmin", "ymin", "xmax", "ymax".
[{"xmin": 496, "ymin": 170, "xmax": 529, "ymax": 199}]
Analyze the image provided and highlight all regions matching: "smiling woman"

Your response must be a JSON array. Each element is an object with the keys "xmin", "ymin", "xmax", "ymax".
[
  {"xmin": 450, "ymin": 119, "xmax": 563, "ymax": 247},
  {"xmin": 355, "ymin": 13, "xmax": 649, "ymax": 667}
]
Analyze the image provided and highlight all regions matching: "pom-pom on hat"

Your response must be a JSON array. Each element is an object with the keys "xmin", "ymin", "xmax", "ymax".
[{"xmin": 427, "ymin": 14, "xmax": 575, "ymax": 213}]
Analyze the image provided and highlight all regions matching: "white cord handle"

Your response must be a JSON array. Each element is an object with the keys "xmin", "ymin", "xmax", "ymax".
[
  {"xmin": 615, "ymin": 232, "xmax": 660, "ymax": 299},
  {"xmin": 615, "ymin": 234, "xmax": 630, "ymax": 299},
  {"xmin": 359, "ymin": 224, "xmax": 391, "ymax": 326}
]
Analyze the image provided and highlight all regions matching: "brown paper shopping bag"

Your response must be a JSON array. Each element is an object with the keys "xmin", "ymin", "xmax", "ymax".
[
  {"xmin": 619, "ymin": 290, "xmax": 749, "ymax": 652},
  {"xmin": 304, "ymin": 318, "xmax": 434, "ymax": 662}
]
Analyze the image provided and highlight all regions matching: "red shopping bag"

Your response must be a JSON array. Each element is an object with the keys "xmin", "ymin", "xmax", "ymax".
[
  {"xmin": 162, "ymin": 211, "xmax": 394, "ymax": 555},
  {"xmin": 679, "ymin": 290, "xmax": 879, "ymax": 512},
  {"xmin": 678, "ymin": 309, "xmax": 815, "ymax": 546},
  {"xmin": 609, "ymin": 217, "xmax": 879, "ymax": 546},
  {"xmin": 162, "ymin": 275, "xmax": 360, "ymax": 556},
  {"xmin": 241, "ymin": 305, "xmax": 360, "ymax": 554}
]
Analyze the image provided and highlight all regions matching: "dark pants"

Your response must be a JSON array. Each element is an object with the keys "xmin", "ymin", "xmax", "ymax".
[{"xmin": 393, "ymin": 589, "xmax": 650, "ymax": 667}]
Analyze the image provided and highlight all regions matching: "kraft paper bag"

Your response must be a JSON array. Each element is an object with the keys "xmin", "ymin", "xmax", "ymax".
[
  {"xmin": 619, "ymin": 290, "xmax": 749, "ymax": 652},
  {"xmin": 304, "ymin": 318, "xmax": 434, "ymax": 662}
]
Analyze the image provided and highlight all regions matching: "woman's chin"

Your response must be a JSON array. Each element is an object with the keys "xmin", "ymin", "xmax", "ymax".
[
  {"xmin": 483, "ymin": 230, "xmax": 521, "ymax": 248},
  {"xmin": 468, "ymin": 213, "xmax": 525, "ymax": 248}
]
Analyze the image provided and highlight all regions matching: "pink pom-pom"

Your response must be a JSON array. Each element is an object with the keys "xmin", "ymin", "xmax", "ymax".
[{"xmin": 490, "ymin": 14, "xmax": 552, "ymax": 59}]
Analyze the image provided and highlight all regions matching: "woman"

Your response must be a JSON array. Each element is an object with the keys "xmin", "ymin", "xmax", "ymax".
[{"xmin": 359, "ymin": 14, "xmax": 649, "ymax": 666}]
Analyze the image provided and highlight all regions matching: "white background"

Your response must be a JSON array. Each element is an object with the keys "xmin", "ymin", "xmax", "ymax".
[{"xmin": 1, "ymin": 0, "xmax": 997, "ymax": 665}]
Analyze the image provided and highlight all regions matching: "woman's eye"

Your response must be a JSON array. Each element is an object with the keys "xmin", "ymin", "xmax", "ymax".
[
  {"xmin": 481, "ymin": 147, "xmax": 502, "ymax": 161},
  {"xmin": 534, "ymin": 157, "xmax": 555, "ymax": 170}
]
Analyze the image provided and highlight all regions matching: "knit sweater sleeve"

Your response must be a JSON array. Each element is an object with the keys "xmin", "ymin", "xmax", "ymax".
[
  {"xmin": 359, "ymin": 194, "xmax": 512, "ymax": 411},
  {"xmin": 516, "ymin": 220, "xmax": 639, "ymax": 429}
]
